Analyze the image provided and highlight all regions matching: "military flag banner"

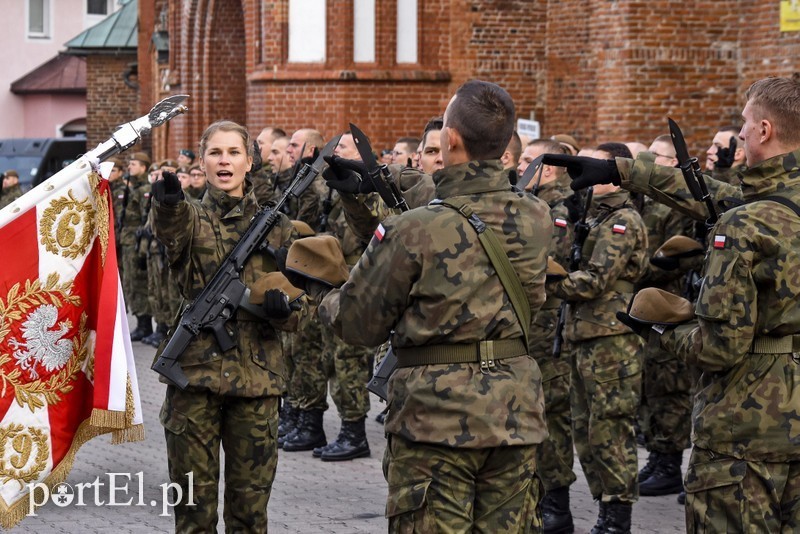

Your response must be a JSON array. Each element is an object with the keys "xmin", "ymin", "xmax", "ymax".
[{"xmin": 0, "ymin": 157, "xmax": 143, "ymax": 527}]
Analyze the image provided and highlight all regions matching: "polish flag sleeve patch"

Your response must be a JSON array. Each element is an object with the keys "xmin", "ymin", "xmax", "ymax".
[
  {"xmin": 374, "ymin": 223, "xmax": 386, "ymax": 242},
  {"xmin": 714, "ymin": 235, "xmax": 726, "ymax": 249},
  {"xmin": 612, "ymin": 224, "xmax": 627, "ymax": 234},
  {"xmin": 554, "ymin": 218, "xmax": 568, "ymax": 228}
]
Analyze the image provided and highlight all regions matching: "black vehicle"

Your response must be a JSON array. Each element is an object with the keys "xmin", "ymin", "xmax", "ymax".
[{"xmin": 0, "ymin": 137, "xmax": 87, "ymax": 191}]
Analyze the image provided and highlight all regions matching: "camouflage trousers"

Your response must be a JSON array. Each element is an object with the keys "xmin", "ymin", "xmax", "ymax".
[
  {"xmin": 535, "ymin": 355, "xmax": 576, "ymax": 491},
  {"xmin": 639, "ymin": 344, "xmax": 695, "ymax": 454},
  {"xmin": 684, "ymin": 447, "xmax": 800, "ymax": 533},
  {"xmin": 321, "ymin": 325, "xmax": 373, "ymax": 421},
  {"xmin": 160, "ymin": 385, "xmax": 279, "ymax": 532},
  {"xmin": 287, "ymin": 315, "xmax": 329, "ymax": 411},
  {"xmin": 121, "ymin": 241, "xmax": 150, "ymax": 315},
  {"xmin": 383, "ymin": 434, "xmax": 543, "ymax": 533},
  {"xmin": 146, "ymin": 247, "xmax": 180, "ymax": 325},
  {"xmin": 570, "ymin": 334, "xmax": 642, "ymax": 503}
]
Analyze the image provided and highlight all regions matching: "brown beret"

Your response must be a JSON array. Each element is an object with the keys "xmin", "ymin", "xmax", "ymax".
[
  {"xmin": 130, "ymin": 152, "xmax": 152, "ymax": 168},
  {"xmin": 3, "ymin": 169, "xmax": 19, "ymax": 178},
  {"xmin": 286, "ymin": 236, "xmax": 350, "ymax": 288},
  {"xmin": 249, "ymin": 272, "xmax": 304, "ymax": 304},
  {"xmin": 628, "ymin": 288, "xmax": 694, "ymax": 325},
  {"xmin": 551, "ymin": 134, "xmax": 580, "ymax": 153},
  {"xmin": 546, "ymin": 257, "xmax": 568, "ymax": 280},
  {"xmin": 654, "ymin": 235, "xmax": 703, "ymax": 259},
  {"xmin": 291, "ymin": 220, "xmax": 316, "ymax": 238}
]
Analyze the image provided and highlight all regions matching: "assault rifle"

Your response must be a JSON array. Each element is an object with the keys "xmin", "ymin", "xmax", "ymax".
[
  {"xmin": 552, "ymin": 186, "xmax": 593, "ymax": 358},
  {"xmin": 152, "ymin": 136, "xmax": 340, "ymax": 388}
]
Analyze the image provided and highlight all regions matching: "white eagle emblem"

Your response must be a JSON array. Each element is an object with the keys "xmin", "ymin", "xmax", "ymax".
[{"xmin": 8, "ymin": 304, "xmax": 73, "ymax": 380}]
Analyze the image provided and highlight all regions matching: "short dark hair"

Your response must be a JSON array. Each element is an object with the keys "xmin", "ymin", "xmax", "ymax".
[
  {"xmin": 447, "ymin": 80, "xmax": 515, "ymax": 160},
  {"xmin": 421, "ymin": 117, "xmax": 443, "ymax": 149},
  {"xmin": 528, "ymin": 138, "xmax": 568, "ymax": 155},
  {"xmin": 396, "ymin": 137, "xmax": 420, "ymax": 153},
  {"xmin": 596, "ymin": 142, "xmax": 633, "ymax": 160}
]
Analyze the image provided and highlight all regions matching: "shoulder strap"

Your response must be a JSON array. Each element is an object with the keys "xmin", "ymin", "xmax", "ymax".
[
  {"xmin": 760, "ymin": 195, "xmax": 800, "ymax": 218},
  {"xmin": 435, "ymin": 198, "xmax": 531, "ymax": 346}
]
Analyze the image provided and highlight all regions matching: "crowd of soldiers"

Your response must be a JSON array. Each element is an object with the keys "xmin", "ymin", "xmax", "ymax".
[{"xmin": 104, "ymin": 74, "xmax": 800, "ymax": 534}]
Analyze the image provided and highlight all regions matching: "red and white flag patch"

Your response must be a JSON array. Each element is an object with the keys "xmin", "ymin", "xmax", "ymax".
[
  {"xmin": 374, "ymin": 223, "xmax": 386, "ymax": 242},
  {"xmin": 612, "ymin": 224, "xmax": 627, "ymax": 234},
  {"xmin": 554, "ymin": 218, "xmax": 568, "ymax": 228},
  {"xmin": 714, "ymin": 235, "xmax": 726, "ymax": 249}
]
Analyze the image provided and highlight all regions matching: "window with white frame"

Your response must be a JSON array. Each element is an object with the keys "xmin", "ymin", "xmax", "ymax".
[
  {"xmin": 288, "ymin": 0, "xmax": 326, "ymax": 63},
  {"xmin": 353, "ymin": 0, "xmax": 375, "ymax": 63},
  {"xmin": 28, "ymin": 0, "xmax": 51, "ymax": 39},
  {"xmin": 396, "ymin": 0, "xmax": 417, "ymax": 64}
]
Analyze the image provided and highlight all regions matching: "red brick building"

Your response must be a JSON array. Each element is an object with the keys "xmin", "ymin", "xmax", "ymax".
[{"xmin": 133, "ymin": 0, "xmax": 800, "ymax": 162}]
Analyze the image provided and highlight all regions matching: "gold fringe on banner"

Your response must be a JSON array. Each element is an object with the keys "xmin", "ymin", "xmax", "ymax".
[{"xmin": 111, "ymin": 423, "xmax": 145, "ymax": 445}]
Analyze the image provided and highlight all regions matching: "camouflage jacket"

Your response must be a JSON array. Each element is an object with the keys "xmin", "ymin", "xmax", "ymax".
[
  {"xmin": 617, "ymin": 151, "xmax": 742, "ymax": 223},
  {"xmin": 0, "ymin": 183, "xmax": 23, "ymax": 210},
  {"xmin": 636, "ymin": 196, "xmax": 695, "ymax": 293},
  {"xmin": 528, "ymin": 177, "xmax": 573, "ymax": 363},
  {"xmin": 271, "ymin": 167, "xmax": 324, "ymax": 230},
  {"xmin": 152, "ymin": 182, "xmax": 297, "ymax": 397},
  {"xmin": 551, "ymin": 190, "xmax": 648, "ymax": 342},
  {"xmin": 711, "ymin": 163, "xmax": 746, "ymax": 186},
  {"xmin": 659, "ymin": 148, "xmax": 800, "ymax": 461},
  {"xmin": 323, "ymin": 191, "xmax": 369, "ymax": 265},
  {"xmin": 319, "ymin": 160, "xmax": 552, "ymax": 448},
  {"xmin": 118, "ymin": 173, "xmax": 150, "ymax": 247}
]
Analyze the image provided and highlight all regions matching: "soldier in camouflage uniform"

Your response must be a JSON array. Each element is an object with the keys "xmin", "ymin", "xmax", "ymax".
[
  {"xmin": 634, "ymin": 136, "xmax": 697, "ymax": 498},
  {"xmin": 152, "ymin": 121, "xmax": 300, "ymax": 531},
  {"xmin": 0, "ymin": 169, "xmax": 23, "ymax": 209},
  {"xmin": 308, "ymin": 81, "xmax": 552, "ymax": 532},
  {"xmin": 548, "ymin": 142, "xmax": 648, "ymax": 533},
  {"xmin": 517, "ymin": 139, "xmax": 577, "ymax": 534},
  {"xmin": 119, "ymin": 152, "xmax": 153, "ymax": 341},
  {"xmin": 616, "ymin": 76, "xmax": 800, "ymax": 533},
  {"xmin": 705, "ymin": 125, "xmax": 747, "ymax": 185}
]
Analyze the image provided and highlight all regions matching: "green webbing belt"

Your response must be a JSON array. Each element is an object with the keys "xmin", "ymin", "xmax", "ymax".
[
  {"xmin": 395, "ymin": 339, "xmax": 528, "ymax": 369},
  {"xmin": 751, "ymin": 335, "xmax": 800, "ymax": 354},
  {"xmin": 437, "ymin": 198, "xmax": 531, "ymax": 347}
]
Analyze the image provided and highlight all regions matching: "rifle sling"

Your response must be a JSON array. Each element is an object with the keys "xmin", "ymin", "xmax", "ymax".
[{"xmin": 437, "ymin": 198, "xmax": 531, "ymax": 347}]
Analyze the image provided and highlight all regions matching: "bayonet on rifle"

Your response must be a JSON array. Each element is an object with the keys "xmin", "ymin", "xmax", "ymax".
[
  {"xmin": 350, "ymin": 123, "xmax": 409, "ymax": 212},
  {"xmin": 152, "ymin": 136, "xmax": 340, "ymax": 389},
  {"xmin": 668, "ymin": 118, "xmax": 718, "ymax": 229}
]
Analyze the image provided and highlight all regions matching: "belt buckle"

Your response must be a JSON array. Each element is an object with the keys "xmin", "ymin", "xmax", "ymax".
[{"xmin": 479, "ymin": 340, "xmax": 496, "ymax": 373}]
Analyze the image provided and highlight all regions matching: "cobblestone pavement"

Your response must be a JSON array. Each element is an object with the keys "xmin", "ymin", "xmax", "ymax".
[{"xmin": 16, "ymin": 339, "xmax": 688, "ymax": 533}]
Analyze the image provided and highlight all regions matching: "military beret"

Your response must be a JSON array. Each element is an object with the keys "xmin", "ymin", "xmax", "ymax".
[
  {"xmin": 654, "ymin": 235, "xmax": 703, "ymax": 259},
  {"xmin": 3, "ymin": 169, "xmax": 19, "ymax": 178},
  {"xmin": 249, "ymin": 272, "xmax": 304, "ymax": 304},
  {"xmin": 160, "ymin": 159, "xmax": 179, "ymax": 170},
  {"xmin": 180, "ymin": 149, "xmax": 196, "ymax": 160},
  {"xmin": 285, "ymin": 236, "xmax": 350, "ymax": 288},
  {"xmin": 130, "ymin": 152, "xmax": 152, "ymax": 168},
  {"xmin": 628, "ymin": 288, "xmax": 694, "ymax": 325},
  {"xmin": 291, "ymin": 220, "xmax": 316, "ymax": 238},
  {"xmin": 551, "ymin": 134, "xmax": 581, "ymax": 154},
  {"xmin": 546, "ymin": 257, "xmax": 568, "ymax": 281}
]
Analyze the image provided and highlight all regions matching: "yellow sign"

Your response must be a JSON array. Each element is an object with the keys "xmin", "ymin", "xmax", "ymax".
[{"xmin": 781, "ymin": 0, "xmax": 800, "ymax": 31}]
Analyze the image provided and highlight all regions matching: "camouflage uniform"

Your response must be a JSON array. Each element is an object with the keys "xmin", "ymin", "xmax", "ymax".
[
  {"xmin": 636, "ymin": 196, "xmax": 696, "ymax": 458},
  {"xmin": 550, "ymin": 189, "xmax": 648, "ymax": 504},
  {"xmin": 528, "ymin": 175, "xmax": 577, "ymax": 493},
  {"xmin": 649, "ymin": 149, "xmax": 800, "ymax": 532},
  {"xmin": 119, "ymin": 173, "xmax": 151, "ymax": 317},
  {"xmin": 0, "ymin": 183, "xmax": 23, "ymax": 209},
  {"xmin": 152, "ymin": 181, "xmax": 297, "ymax": 531},
  {"xmin": 319, "ymin": 160, "xmax": 552, "ymax": 531},
  {"xmin": 710, "ymin": 163, "xmax": 745, "ymax": 186}
]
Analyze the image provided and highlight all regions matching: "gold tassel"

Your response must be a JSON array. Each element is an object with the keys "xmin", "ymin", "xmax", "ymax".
[
  {"xmin": 111, "ymin": 424, "xmax": 145, "ymax": 444},
  {"xmin": 89, "ymin": 408, "xmax": 128, "ymax": 429}
]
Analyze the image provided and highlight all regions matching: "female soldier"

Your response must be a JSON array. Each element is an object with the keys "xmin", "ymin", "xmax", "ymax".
[{"xmin": 151, "ymin": 120, "xmax": 300, "ymax": 532}]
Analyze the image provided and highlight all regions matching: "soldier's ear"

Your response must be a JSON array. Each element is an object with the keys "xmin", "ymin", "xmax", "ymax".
[{"xmin": 444, "ymin": 126, "xmax": 462, "ymax": 153}]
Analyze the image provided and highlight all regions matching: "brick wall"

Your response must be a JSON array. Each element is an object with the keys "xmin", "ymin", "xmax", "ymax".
[
  {"xmin": 133, "ymin": 0, "xmax": 800, "ymax": 163},
  {"xmin": 85, "ymin": 55, "xmax": 139, "ymax": 151}
]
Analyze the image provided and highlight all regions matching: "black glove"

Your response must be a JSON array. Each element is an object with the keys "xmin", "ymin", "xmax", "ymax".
[
  {"xmin": 562, "ymin": 193, "xmax": 583, "ymax": 223},
  {"xmin": 714, "ymin": 136, "xmax": 737, "ymax": 169},
  {"xmin": 251, "ymin": 140, "xmax": 263, "ymax": 172},
  {"xmin": 273, "ymin": 246, "xmax": 308, "ymax": 292},
  {"xmin": 262, "ymin": 289, "xmax": 292, "ymax": 320},
  {"xmin": 541, "ymin": 154, "xmax": 621, "ymax": 190},
  {"xmin": 152, "ymin": 171, "xmax": 184, "ymax": 206},
  {"xmin": 322, "ymin": 155, "xmax": 376, "ymax": 194},
  {"xmin": 615, "ymin": 311, "xmax": 651, "ymax": 340},
  {"xmin": 137, "ymin": 254, "xmax": 148, "ymax": 271}
]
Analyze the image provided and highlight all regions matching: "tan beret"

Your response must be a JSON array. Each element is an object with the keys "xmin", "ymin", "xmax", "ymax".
[
  {"xmin": 291, "ymin": 220, "xmax": 316, "ymax": 238},
  {"xmin": 551, "ymin": 134, "xmax": 580, "ymax": 153},
  {"xmin": 286, "ymin": 236, "xmax": 349, "ymax": 288},
  {"xmin": 546, "ymin": 257, "xmax": 568, "ymax": 280},
  {"xmin": 4, "ymin": 169, "xmax": 19, "ymax": 178},
  {"xmin": 249, "ymin": 272, "xmax": 304, "ymax": 304},
  {"xmin": 628, "ymin": 288, "xmax": 694, "ymax": 325},
  {"xmin": 131, "ymin": 152, "xmax": 152, "ymax": 167},
  {"xmin": 654, "ymin": 235, "xmax": 703, "ymax": 259}
]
